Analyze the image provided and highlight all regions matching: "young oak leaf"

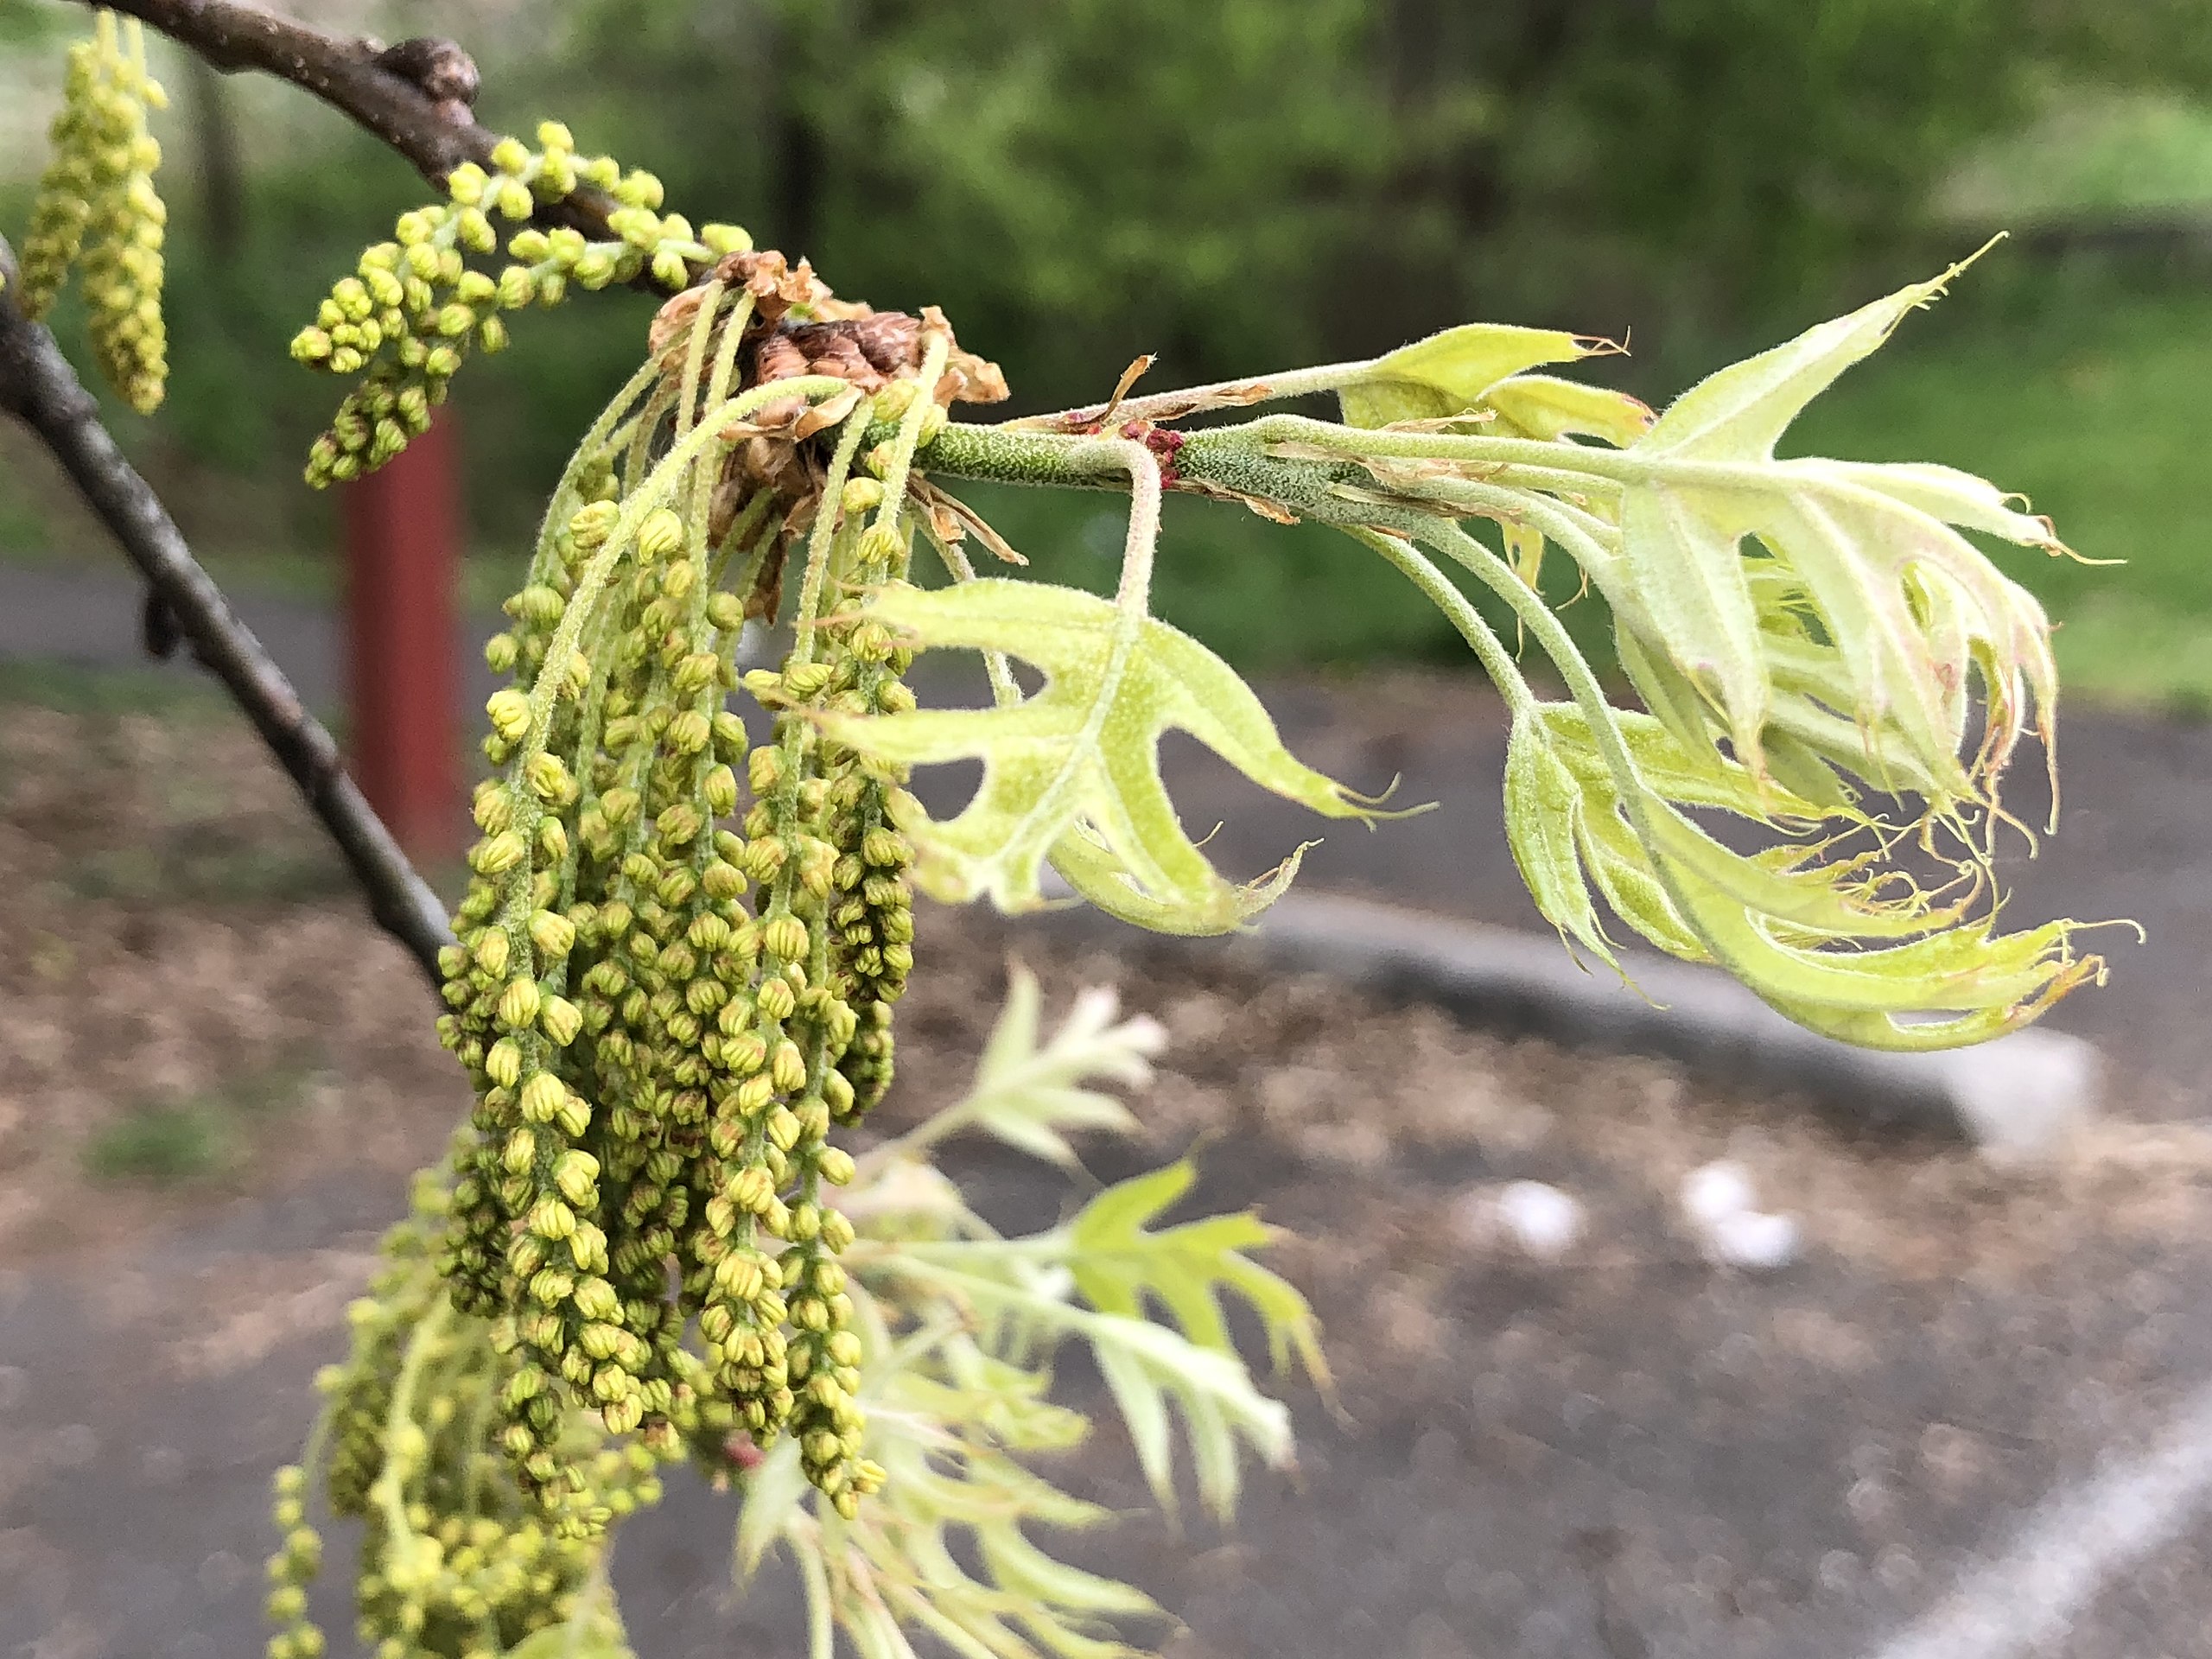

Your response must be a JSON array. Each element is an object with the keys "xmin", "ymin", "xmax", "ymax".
[
  {"xmin": 1482, "ymin": 373, "xmax": 1655, "ymax": 448},
  {"xmin": 1611, "ymin": 252, "xmax": 2061, "ymax": 798},
  {"xmin": 753, "ymin": 1379, "xmax": 1160, "ymax": 1659},
  {"xmin": 1336, "ymin": 322, "xmax": 1611, "ymax": 429},
  {"xmin": 1503, "ymin": 699, "xmax": 2102, "ymax": 1049},
  {"xmin": 952, "ymin": 964, "xmax": 1157, "ymax": 1170},
  {"xmin": 1063, "ymin": 1161, "xmax": 1325, "ymax": 1384},
  {"xmin": 818, "ymin": 579, "xmax": 1377, "ymax": 933}
]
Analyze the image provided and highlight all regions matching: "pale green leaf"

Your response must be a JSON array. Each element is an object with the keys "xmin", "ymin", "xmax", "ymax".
[
  {"xmin": 1498, "ymin": 696, "xmax": 2102, "ymax": 1048},
  {"xmin": 1603, "ymin": 253, "xmax": 2056, "ymax": 798},
  {"xmin": 1503, "ymin": 709, "xmax": 1622, "ymax": 968},
  {"xmin": 1637, "ymin": 260, "xmax": 1971, "ymax": 463},
  {"xmin": 1482, "ymin": 373, "xmax": 1655, "ymax": 448},
  {"xmin": 1338, "ymin": 323, "xmax": 1599, "ymax": 428},
  {"xmin": 772, "ymin": 1334, "xmax": 1163, "ymax": 1659},
  {"xmin": 735, "ymin": 1437, "xmax": 811, "ymax": 1581},
  {"xmin": 1065, "ymin": 1162, "xmax": 1326, "ymax": 1384},
  {"xmin": 824, "ymin": 580, "xmax": 1371, "ymax": 932},
  {"xmin": 1618, "ymin": 484, "xmax": 1773, "ymax": 775},
  {"xmin": 1050, "ymin": 822, "xmax": 1313, "ymax": 937},
  {"xmin": 955, "ymin": 966, "xmax": 1156, "ymax": 1167},
  {"xmin": 1084, "ymin": 1313, "xmax": 1294, "ymax": 1522}
]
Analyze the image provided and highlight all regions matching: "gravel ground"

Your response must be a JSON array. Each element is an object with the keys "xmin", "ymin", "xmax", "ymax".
[{"xmin": 7, "ymin": 696, "xmax": 2212, "ymax": 1656}]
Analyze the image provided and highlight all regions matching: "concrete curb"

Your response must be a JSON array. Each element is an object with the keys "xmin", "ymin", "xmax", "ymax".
[{"xmin": 1017, "ymin": 888, "xmax": 2101, "ymax": 1159}]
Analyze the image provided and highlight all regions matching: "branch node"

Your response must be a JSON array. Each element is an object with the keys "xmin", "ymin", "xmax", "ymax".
[{"xmin": 372, "ymin": 36, "xmax": 480, "ymax": 109}]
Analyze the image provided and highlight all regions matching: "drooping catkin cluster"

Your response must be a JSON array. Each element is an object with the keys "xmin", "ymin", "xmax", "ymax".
[
  {"xmin": 290, "ymin": 123, "xmax": 751, "ymax": 486},
  {"xmin": 264, "ymin": 1166, "xmax": 664, "ymax": 1659},
  {"xmin": 18, "ymin": 10, "xmax": 168, "ymax": 413},
  {"xmin": 422, "ymin": 260, "xmax": 1002, "ymax": 1532}
]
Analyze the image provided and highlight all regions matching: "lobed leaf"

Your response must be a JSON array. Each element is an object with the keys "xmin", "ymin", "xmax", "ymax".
[
  {"xmin": 822, "ymin": 579, "xmax": 1374, "ymax": 933},
  {"xmin": 1501, "ymin": 698, "xmax": 2101, "ymax": 1049},
  {"xmin": 1603, "ymin": 256, "xmax": 2062, "ymax": 802},
  {"xmin": 1064, "ymin": 1162, "xmax": 1325, "ymax": 1384}
]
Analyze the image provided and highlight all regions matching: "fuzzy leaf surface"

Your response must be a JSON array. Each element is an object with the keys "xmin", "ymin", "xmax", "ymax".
[
  {"xmin": 1611, "ymin": 259, "xmax": 2061, "ymax": 793},
  {"xmin": 823, "ymin": 580, "xmax": 1370, "ymax": 931}
]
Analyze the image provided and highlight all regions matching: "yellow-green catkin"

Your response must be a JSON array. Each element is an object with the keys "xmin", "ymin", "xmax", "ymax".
[
  {"xmin": 20, "ymin": 12, "xmax": 169, "ymax": 413},
  {"xmin": 819, "ymin": 491, "xmax": 922, "ymax": 1121},
  {"xmin": 267, "ymin": 1165, "xmax": 668, "ymax": 1659},
  {"xmin": 421, "ymin": 284, "xmax": 948, "ymax": 1532},
  {"xmin": 293, "ymin": 122, "xmax": 750, "ymax": 486}
]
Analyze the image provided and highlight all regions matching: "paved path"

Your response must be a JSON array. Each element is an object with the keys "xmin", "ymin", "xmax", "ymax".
[
  {"xmin": 7, "ymin": 560, "xmax": 2212, "ymax": 1659},
  {"xmin": 3, "ymin": 559, "xmax": 2200, "ymax": 1099}
]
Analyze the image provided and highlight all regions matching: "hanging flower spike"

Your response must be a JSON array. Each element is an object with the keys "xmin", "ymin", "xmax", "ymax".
[
  {"xmin": 20, "ymin": 11, "xmax": 170, "ymax": 413},
  {"xmin": 291, "ymin": 120, "xmax": 753, "ymax": 484}
]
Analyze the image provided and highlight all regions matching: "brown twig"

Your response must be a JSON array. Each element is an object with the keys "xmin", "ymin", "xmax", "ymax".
[
  {"xmin": 77, "ymin": 0, "xmax": 639, "ymax": 257},
  {"xmin": 0, "ymin": 234, "xmax": 454, "ymax": 987}
]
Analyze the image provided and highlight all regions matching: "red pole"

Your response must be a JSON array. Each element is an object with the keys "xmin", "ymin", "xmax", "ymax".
[{"xmin": 342, "ymin": 413, "xmax": 465, "ymax": 861}]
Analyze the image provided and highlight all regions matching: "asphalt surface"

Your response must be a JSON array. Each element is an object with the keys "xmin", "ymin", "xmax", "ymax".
[{"xmin": 5, "ymin": 561, "xmax": 2212, "ymax": 1659}]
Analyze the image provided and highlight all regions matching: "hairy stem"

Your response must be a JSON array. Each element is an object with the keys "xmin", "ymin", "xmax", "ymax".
[
  {"xmin": 1006, "ymin": 357, "xmax": 1389, "ymax": 433},
  {"xmin": 0, "ymin": 234, "xmax": 455, "ymax": 984},
  {"xmin": 1340, "ymin": 528, "xmax": 1538, "ymax": 719}
]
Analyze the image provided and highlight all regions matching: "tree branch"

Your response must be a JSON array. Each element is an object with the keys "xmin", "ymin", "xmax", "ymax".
[
  {"xmin": 79, "ymin": 0, "xmax": 638, "ymax": 254},
  {"xmin": 0, "ymin": 235, "xmax": 454, "ymax": 988}
]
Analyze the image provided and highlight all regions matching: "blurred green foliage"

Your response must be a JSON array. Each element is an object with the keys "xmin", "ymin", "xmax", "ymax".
[
  {"xmin": 82, "ymin": 1054, "xmax": 314, "ymax": 1185},
  {"xmin": 10, "ymin": 0, "xmax": 2212, "ymax": 692}
]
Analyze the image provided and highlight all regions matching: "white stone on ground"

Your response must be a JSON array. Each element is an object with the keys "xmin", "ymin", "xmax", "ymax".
[
  {"xmin": 1493, "ymin": 1180, "xmax": 1585, "ymax": 1261},
  {"xmin": 1680, "ymin": 1158, "xmax": 1802, "ymax": 1270}
]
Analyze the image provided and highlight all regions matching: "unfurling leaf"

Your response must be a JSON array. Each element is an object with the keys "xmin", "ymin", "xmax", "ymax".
[
  {"xmin": 1503, "ymin": 700, "xmax": 2103, "ymax": 1050},
  {"xmin": 751, "ymin": 1354, "xmax": 1162, "ymax": 1659},
  {"xmin": 949, "ymin": 964, "xmax": 1160, "ymax": 1168},
  {"xmin": 1065, "ymin": 1161, "xmax": 1325, "ymax": 1383},
  {"xmin": 1609, "ymin": 254, "xmax": 2060, "ymax": 800},
  {"xmin": 1335, "ymin": 322, "xmax": 1601, "ymax": 428},
  {"xmin": 822, "ymin": 579, "xmax": 1376, "ymax": 933},
  {"xmin": 1482, "ymin": 373, "xmax": 1655, "ymax": 448}
]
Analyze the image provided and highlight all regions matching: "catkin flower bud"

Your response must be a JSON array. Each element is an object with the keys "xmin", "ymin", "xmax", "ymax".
[
  {"xmin": 518, "ymin": 1072, "xmax": 566, "ymax": 1124},
  {"xmin": 569, "ymin": 499, "xmax": 620, "ymax": 550},
  {"xmin": 757, "ymin": 977, "xmax": 797, "ymax": 1021},
  {"xmin": 528, "ymin": 910, "xmax": 575, "ymax": 960},
  {"xmin": 498, "ymin": 976, "xmax": 543, "ymax": 1031},
  {"xmin": 473, "ymin": 926, "xmax": 512, "ymax": 977},
  {"xmin": 703, "ymin": 764, "xmax": 739, "ymax": 817},
  {"xmin": 525, "ymin": 753, "xmax": 575, "ymax": 804},
  {"xmin": 552, "ymin": 1150, "xmax": 600, "ymax": 1206},
  {"xmin": 637, "ymin": 507, "xmax": 684, "ymax": 561},
  {"xmin": 762, "ymin": 914, "xmax": 809, "ymax": 963},
  {"xmin": 539, "ymin": 995, "xmax": 583, "ymax": 1047},
  {"xmin": 486, "ymin": 1038, "xmax": 523, "ymax": 1089},
  {"xmin": 858, "ymin": 524, "xmax": 904, "ymax": 569},
  {"xmin": 469, "ymin": 831, "xmax": 528, "ymax": 876},
  {"xmin": 770, "ymin": 1039, "xmax": 808, "ymax": 1092},
  {"xmin": 666, "ymin": 710, "xmax": 711, "ymax": 754},
  {"xmin": 486, "ymin": 689, "xmax": 531, "ymax": 742}
]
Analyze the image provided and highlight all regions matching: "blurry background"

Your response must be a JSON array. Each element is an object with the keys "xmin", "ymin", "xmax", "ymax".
[
  {"xmin": 10, "ymin": 0, "xmax": 2212, "ymax": 700},
  {"xmin": 18, "ymin": 9, "xmax": 2212, "ymax": 1657}
]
